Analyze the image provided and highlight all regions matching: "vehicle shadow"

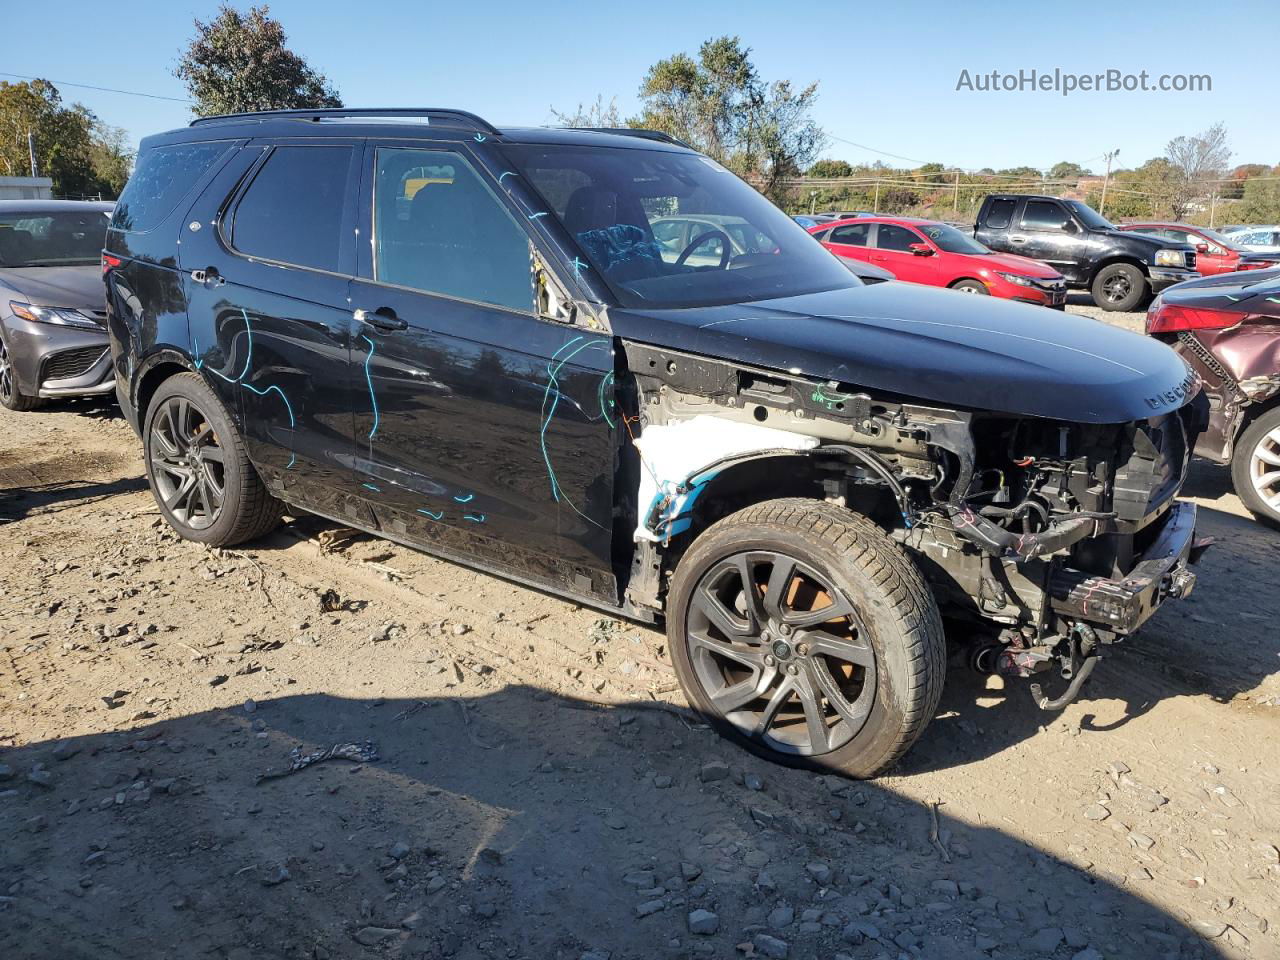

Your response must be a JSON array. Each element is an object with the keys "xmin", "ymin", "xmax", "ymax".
[
  {"xmin": 0, "ymin": 475, "xmax": 149, "ymax": 523},
  {"xmin": 0, "ymin": 688, "xmax": 1226, "ymax": 960}
]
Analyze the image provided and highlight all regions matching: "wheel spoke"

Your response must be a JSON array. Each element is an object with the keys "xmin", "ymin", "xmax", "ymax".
[
  {"xmin": 1253, "ymin": 468, "xmax": 1280, "ymax": 493},
  {"xmin": 199, "ymin": 443, "xmax": 224, "ymax": 464},
  {"xmin": 203, "ymin": 468, "xmax": 225, "ymax": 509},
  {"xmin": 806, "ymin": 630, "xmax": 876, "ymax": 668},
  {"xmin": 151, "ymin": 457, "xmax": 190, "ymax": 481},
  {"xmin": 784, "ymin": 594, "xmax": 855, "ymax": 629},
  {"xmin": 751, "ymin": 673, "xmax": 797, "ymax": 738},
  {"xmin": 763, "ymin": 555, "xmax": 797, "ymax": 619},
  {"xmin": 806, "ymin": 658, "xmax": 874, "ymax": 729},
  {"xmin": 691, "ymin": 583, "xmax": 755, "ymax": 640},
  {"xmin": 733, "ymin": 555, "xmax": 767, "ymax": 629},
  {"xmin": 164, "ymin": 474, "xmax": 196, "ymax": 515},
  {"xmin": 793, "ymin": 669, "xmax": 831, "ymax": 754},
  {"xmin": 708, "ymin": 661, "xmax": 776, "ymax": 714}
]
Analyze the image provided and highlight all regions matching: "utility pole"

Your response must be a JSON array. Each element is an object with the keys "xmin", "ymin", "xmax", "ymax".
[
  {"xmin": 1209, "ymin": 190, "xmax": 1217, "ymax": 229},
  {"xmin": 874, "ymin": 179, "xmax": 880, "ymax": 214},
  {"xmin": 27, "ymin": 130, "xmax": 38, "ymax": 178},
  {"xmin": 1098, "ymin": 149, "xmax": 1119, "ymax": 217},
  {"xmin": 953, "ymin": 170, "xmax": 960, "ymax": 214}
]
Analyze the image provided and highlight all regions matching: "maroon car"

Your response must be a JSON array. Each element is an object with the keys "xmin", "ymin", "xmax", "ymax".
[{"xmin": 1147, "ymin": 269, "xmax": 1280, "ymax": 526}]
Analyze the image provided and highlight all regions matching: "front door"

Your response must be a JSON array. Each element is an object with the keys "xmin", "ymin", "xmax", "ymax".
[
  {"xmin": 349, "ymin": 143, "xmax": 617, "ymax": 601},
  {"xmin": 180, "ymin": 140, "xmax": 363, "ymax": 516},
  {"xmin": 870, "ymin": 223, "xmax": 942, "ymax": 285},
  {"xmin": 1014, "ymin": 199, "xmax": 1087, "ymax": 282}
]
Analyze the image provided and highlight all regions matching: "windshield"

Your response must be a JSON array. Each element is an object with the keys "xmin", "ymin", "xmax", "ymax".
[
  {"xmin": 917, "ymin": 223, "xmax": 990, "ymax": 255},
  {"xmin": 1198, "ymin": 228, "xmax": 1247, "ymax": 252},
  {"xmin": 1063, "ymin": 200, "xmax": 1113, "ymax": 231},
  {"xmin": 0, "ymin": 210, "xmax": 110, "ymax": 267},
  {"xmin": 501, "ymin": 144, "xmax": 856, "ymax": 309}
]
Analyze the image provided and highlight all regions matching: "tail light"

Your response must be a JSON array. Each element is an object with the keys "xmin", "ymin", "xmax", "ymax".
[
  {"xmin": 1146, "ymin": 302, "xmax": 1244, "ymax": 334},
  {"xmin": 101, "ymin": 253, "xmax": 123, "ymax": 275},
  {"xmin": 1237, "ymin": 260, "xmax": 1277, "ymax": 271}
]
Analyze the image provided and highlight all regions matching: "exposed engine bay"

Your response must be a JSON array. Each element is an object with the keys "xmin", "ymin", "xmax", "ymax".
[{"xmin": 619, "ymin": 341, "xmax": 1209, "ymax": 710}]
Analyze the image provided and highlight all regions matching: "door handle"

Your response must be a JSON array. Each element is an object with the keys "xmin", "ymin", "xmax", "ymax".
[
  {"xmin": 870, "ymin": 254, "xmax": 887, "ymax": 261},
  {"xmin": 354, "ymin": 307, "xmax": 407, "ymax": 332},
  {"xmin": 1009, "ymin": 236, "xmax": 1027, "ymax": 244},
  {"xmin": 190, "ymin": 267, "xmax": 224, "ymax": 285}
]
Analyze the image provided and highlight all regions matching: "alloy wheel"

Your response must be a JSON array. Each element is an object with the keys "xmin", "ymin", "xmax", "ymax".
[
  {"xmin": 0, "ymin": 340, "xmax": 13, "ymax": 405},
  {"xmin": 149, "ymin": 396, "xmax": 226, "ymax": 530},
  {"xmin": 1102, "ymin": 275, "xmax": 1132, "ymax": 303},
  {"xmin": 1249, "ymin": 426, "xmax": 1280, "ymax": 514},
  {"xmin": 683, "ymin": 550, "xmax": 877, "ymax": 757}
]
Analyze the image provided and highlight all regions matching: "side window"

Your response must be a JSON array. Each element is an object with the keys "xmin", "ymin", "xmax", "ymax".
[
  {"xmin": 373, "ymin": 148, "xmax": 534, "ymax": 313},
  {"xmin": 231, "ymin": 146, "xmax": 352, "ymax": 272},
  {"xmin": 1022, "ymin": 201, "xmax": 1070, "ymax": 231},
  {"xmin": 830, "ymin": 223, "xmax": 870, "ymax": 246},
  {"xmin": 875, "ymin": 224, "xmax": 921, "ymax": 252},
  {"xmin": 984, "ymin": 198, "xmax": 1016, "ymax": 230},
  {"xmin": 111, "ymin": 142, "xmax": 230, "ymax": 234}
]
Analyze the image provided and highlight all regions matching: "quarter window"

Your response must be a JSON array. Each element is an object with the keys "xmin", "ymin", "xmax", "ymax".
[
  {"xmin": 111, "ymin": 142, "xmax": 230, "ymax": 234},
  {"xmin": 231, "ymin": 146, "xmax": 352, "ymax": 273},
  {"xmin": 373, "ymin": 148, "xmax": 533, "ymax": 313},
  {"xmin": 829, "ymin": 223, "xmax": 870, "ymax": 246}
]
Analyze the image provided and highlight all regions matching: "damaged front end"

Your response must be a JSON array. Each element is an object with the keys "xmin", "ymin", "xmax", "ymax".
[{"xmin": 619, "ymin": 340, "xmax": 1210, "ymax": 711}]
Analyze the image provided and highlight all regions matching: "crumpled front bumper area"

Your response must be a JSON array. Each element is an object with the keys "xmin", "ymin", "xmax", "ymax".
[{"xmin": 1047, "ymin": 501, "xmax": 1204, "ymax": 635}]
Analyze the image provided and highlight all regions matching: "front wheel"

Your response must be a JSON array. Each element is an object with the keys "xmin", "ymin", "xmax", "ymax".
[
  {"xmin": 951, "ymin": 279, "xmax": 988, "ymax": 295},
  {"xmin": 666, "ymin": 499, "xmax": 945, "ymax": 778},
  {"xmin": 0, "ymin": 335, "xmax": 44, "ymax": 412},
  {"xmin": 1232, "ymin": 407, "xmax": 1280, "ymax": 530},
  {"xmin": 1091, "ymin": 263, "xmax": 1148, "ymax": 312},
  {"xmin": 143, "ymin": 372, "xmax": 282, "ymax": 546}
]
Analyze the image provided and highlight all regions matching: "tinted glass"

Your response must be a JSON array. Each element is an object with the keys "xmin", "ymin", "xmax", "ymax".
[
  {"xmin": 111, "ymin": 142, "xmax": 229, "ymax": 234},
  {"xmin": 1022, "ymin": 201, "xmax": 1069, "ymax": 231},
  {"xmin": 232, "ymin": 146, "xmax": 351, "ymax": 272},
  {"xmin": 374, "ymin": 148, "xmax": 533, "ymax": 313},
  {"xmin": 917, "ymin": 223, "xmax": 989, "ymax": 254},
  {"xmin": 502, "ymin": 144, "xmax": 855, "ymax": 309},
  {"xmin": 830, "ymin": 223, "xmax": 870, "ymax": 246},
  {"xmin": 984, "ymin": 198, "xmax": 1015, "ymax": 229},
  {"xmin": 0, "ymin": 210, "xmax": 111, "ymax": 267},
  {"xmin": 875, "ymin": 224, "xmax": 921, "ymax": 251},
  {"xmin": 1063, "ymin": 200, "xmax": 1113, "ymax": 230}
]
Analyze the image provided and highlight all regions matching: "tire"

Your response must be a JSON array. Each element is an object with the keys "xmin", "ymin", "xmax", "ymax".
[
  {"xmin": 0, "ymin": 335, "xmax": 44, "ymax": 412},
  {"xmin": 142, "ymin": 372, "xmax": 282, "ymax": 546},
  {"xmin": 1091, "ymin": 263, "xmax": 1148, "ymax": 312},
  {"xmin": 951, "ymin": 279, "xmax": 988, "ymax": 295},
  {"xmin": 667, "ymin": 498, "xmax": 946, "ymax": 778},
  {"xmin": 1231, "ymin": 406, "xmax": 1280, "ymax": 530}
]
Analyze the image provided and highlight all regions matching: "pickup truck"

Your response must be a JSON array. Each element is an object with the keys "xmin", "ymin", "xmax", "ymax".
[{"xmin": 974, "ymin": 194, "xmax": 1198, "ymax": 311}]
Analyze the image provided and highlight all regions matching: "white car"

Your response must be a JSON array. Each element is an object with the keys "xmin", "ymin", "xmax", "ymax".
[{"xmin": 1222, "ymin": 226, "xmax": 1280, "ymax": 253}]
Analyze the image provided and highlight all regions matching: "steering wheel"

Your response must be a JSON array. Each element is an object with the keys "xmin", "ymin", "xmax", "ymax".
[{"xmin": 675, "ymin": 229, "xmax": 732, "ymax": 269}]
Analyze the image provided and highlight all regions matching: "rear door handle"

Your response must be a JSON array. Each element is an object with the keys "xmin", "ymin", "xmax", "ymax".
[
  {"xmin": 1009, "ymin": 236, "xmax": 1027, "ymax": 244},
  {"xmin": 354, "ymin": 308, "xmax": 407, "ymax": 332}
]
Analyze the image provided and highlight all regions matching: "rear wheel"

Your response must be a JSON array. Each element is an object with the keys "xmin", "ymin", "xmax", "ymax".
[
  {"xmin": 951, "ymin": 279, "xmax": 988, "ymax": 295},
  {"xmin": 1232, "ymin": 407, "xmax": 1280, "ymax": 529},
  {"xmin": 143, "ymin": 372, "xmax": 282, "ymax": 546},
  {"xmin": 667, "ymin": 499, "xmax": 945, "ymax": 778},
  {"xmin": 1091, "ymin": 263, "xmax": 1148, "ymax": 312},
  {"xmin": 0, "ymin": 336, "xmax": 44, "ymax": 412}
]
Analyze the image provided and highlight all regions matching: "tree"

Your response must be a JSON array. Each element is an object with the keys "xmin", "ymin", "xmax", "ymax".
[
  {"xmin": 175, "ymin": 4, "xmax": 341, "ymax": 117},
  {"xmin": 549, "ymin": 95, "xmax": 622, "ymax": 128},
  {"xmin": 1049, "ymin": 161, "xmax": 1089, "ymax": 181},
  {"xmin": 807, "ymin": 159, "xmax": 854, "ymax": 179},
  {"xmin": 632, "ymin": 36, "xmax": 825, "ymax": 203},
  {"xmin": 0, "ymin": 79, "xmax": 133, "ymax": 196},
  {"xmin": 1164, "ymin": 122, "xmax": 1231, "ymax": 220}
]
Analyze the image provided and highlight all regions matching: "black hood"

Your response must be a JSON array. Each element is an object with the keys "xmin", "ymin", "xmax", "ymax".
[
  {"xmin": 611, "ymin": 282, "xmax": 1196, "ymax": 424},
  {"xmin": 1156, "ymin": 267, "xmax": 1280, "ymax": 318},
  {"xmin": 0, "ymin": 265, "xmax": 105, "ymax": 311}
]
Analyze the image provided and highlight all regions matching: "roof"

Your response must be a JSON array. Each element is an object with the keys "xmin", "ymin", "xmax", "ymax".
[
  {"xmin": 0, "ymin": 199, "xmax": 114, "ymax": 214},
  {"xmin": 142, "ymin": 109, "xmax": 694, "ymax": 154},
  {"xmin": 822, "ymin": 215, "xmax": 946, "ymax": 228}
]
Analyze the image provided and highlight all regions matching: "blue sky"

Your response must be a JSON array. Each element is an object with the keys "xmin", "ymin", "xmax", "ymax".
[{"xmin": 4, "ymin": 0, "xmax": 1276, "ymax": 172}]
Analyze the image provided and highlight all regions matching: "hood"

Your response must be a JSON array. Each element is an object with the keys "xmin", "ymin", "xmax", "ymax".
[
  {"xmin": 969, "ymin": 251, "xmax": 1062, "ymax": 278},
  {"xmin": 1105, "ymin": 229, "xmax": 1194, "ymax": 254},
  {"xmin": 0, "ymin": 265, "xmax": 105, "ymax": 311},
  {"xmin": 610, "ymin": 282, "xmax": 1196, "ymax": 424},
  {"xmin": 1158, "ymin": 268, "xmax": 1280, "ymax": 317}
]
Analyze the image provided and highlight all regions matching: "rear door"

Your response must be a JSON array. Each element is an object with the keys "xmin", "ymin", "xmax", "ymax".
[
  {"xmin": 179, "ymin": 139, "xmax": 362, "ymax": 516},
  {"xmin": 347, "ymin": 141, "xmax": 617, "ymax": 601},
  {"xmin": 823, "ymin": 221, "xmax": 873, "ymax": 263},
  {"xmin": 1015, "ymin": 199, "xmax": 1087, "ymax": 281}
]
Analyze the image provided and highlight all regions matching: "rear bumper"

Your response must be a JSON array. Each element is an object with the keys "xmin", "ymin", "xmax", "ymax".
[
  {"xmin": 1, "ymin": 314, "xmax": 112, "ymax": 399},
  {"xmin": 1047, "ymin": 501, "xmax": 1200, "ymax": 635}
]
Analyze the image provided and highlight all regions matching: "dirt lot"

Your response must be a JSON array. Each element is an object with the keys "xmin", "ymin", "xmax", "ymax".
[{"xmin": 2, "ymin": 300, "xmax": 1278, "ymax": 960}]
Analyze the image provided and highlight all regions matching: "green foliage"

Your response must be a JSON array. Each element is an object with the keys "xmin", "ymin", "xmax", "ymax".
[
  {"xmin": 806, "ymin": 159, "xmax": 854, "ymax": 179},
  {"xmin": 632, "ymin": 36, "xmax": 824, "ymax": 203},
  {"xmin": 175, "ymin": 4, "xmax": 341, "ymax": 117},
  {"xmin": 0, "ymin": 79, "xmax": 134, "ymax": 197},
  {"xmin": 1049, "ymin": 161, "xmax": 1089, "ymax": 180},
  {"xmin": 1235, "ymin": 165, "xmax": 1280, "ymax": 223},
  {"xmin": 549, "ymin": 96, "xmax": 622, "ymax": 128}
]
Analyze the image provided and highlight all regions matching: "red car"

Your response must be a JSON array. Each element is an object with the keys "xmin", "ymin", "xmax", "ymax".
[
  {"xmin": 1119, "ymin": 222, "xmax": 1280, "ymax": 275},
  {"xmin": 809, "ymin": 216, "xmax": 1067, "ymax": 308}
]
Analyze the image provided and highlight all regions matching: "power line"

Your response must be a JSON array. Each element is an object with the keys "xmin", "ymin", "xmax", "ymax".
[{"xmin": 0, "ymin": 72, "xmax": 192, "ymax": 104}]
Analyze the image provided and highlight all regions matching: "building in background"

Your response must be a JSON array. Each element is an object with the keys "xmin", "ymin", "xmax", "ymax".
[{"xmin": 0, "ymin": 177, "xmax": 53, "ymax": 201}]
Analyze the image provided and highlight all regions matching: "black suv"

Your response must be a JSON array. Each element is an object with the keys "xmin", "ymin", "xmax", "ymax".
[
  {"xmin": 975, "ymin": 194, "xmax": 1198, "ymax": 311},
  {"xmin": 106, "ymin": 109, "xmax": 1207, "ymax": 777}
]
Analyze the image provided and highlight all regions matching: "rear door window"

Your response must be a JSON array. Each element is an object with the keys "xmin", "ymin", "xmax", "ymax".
[
  {"xmin": 372, "ymin": 147, "xmax": 534, "ymax": 313},
  {"xmin": 983, "ymin": 198, "xmax": 1016, "ymax": 229},
  {"xmin": 230, "ymin": 145, "xmax": 353, "ymax": 273},
  {"xmin": 830, "ymin": 223, "xmax": 870, "ymax": 246},
  {"xmin": 111, "ymin": 142, "xmax": 231, "ymax": 234}
]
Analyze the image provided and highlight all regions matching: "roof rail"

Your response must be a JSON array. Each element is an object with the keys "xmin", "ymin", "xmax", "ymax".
[
  {"xmin": 189, "ymin": 108, "xmax": 500, "ymax": 135},
  {"xmin": 570, "ymin": 127, "xmax": 695, "ymax": 150}
]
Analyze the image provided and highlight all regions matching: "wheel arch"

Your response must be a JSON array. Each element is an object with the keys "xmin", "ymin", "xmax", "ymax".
[
  {"xmin": 1088, "ymin": 255, "xmax": 1148, "ymax": 284},
  {"xmin": 133, "ymin": 349, "xmax": 200, "ymax": 429},
  {"xmin": 947, "ymin": 277, "xmax": 987, "ymax": 290}
]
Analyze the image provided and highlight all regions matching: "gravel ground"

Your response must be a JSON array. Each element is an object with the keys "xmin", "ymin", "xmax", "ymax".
[{"xmin": 1, "ymin": 301, "xmax": 1278, "ymax": 960}]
